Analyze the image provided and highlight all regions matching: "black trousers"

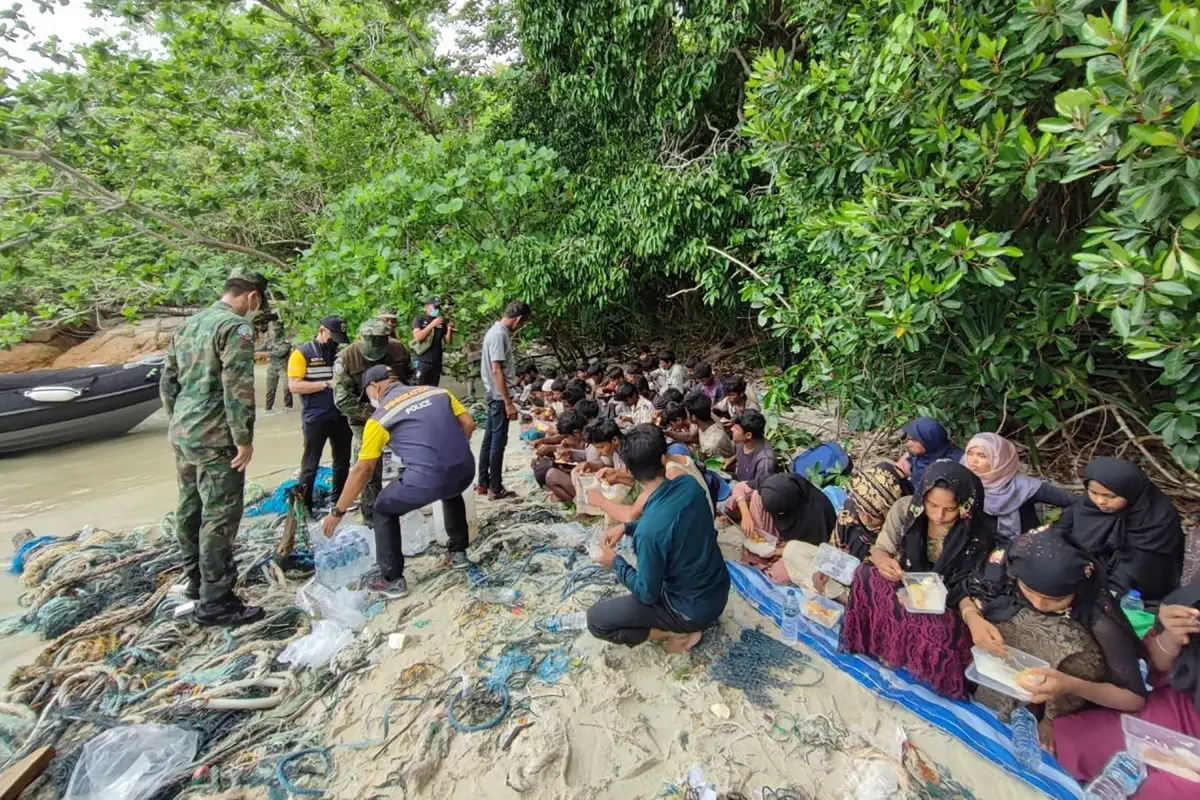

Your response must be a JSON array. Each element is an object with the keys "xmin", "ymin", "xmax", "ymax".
[
  {"xmin": 373, "ymin": 470, "xmax": 473, "ymax": 580},
  {"xmin": 299, "ymin": 416, "xmax": 352, "ymax": 514},
  {"xmin": 586, "ymin": 593, "xmax": 708, "ymax": 646},
  {"xmin": 415, "ymin": 361, "xmax": 442, "ymax": 386},
  {"xmin": 477, "ymin": 399, "xmax": 509, "ymax": 493}
]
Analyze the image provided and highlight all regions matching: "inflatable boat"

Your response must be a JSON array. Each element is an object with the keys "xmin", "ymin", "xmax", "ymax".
[{"xmin": 0, "ymin": 357, "xmax": 165, "ymax": 455}]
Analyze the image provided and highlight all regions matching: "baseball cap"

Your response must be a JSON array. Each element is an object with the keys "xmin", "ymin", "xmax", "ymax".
[
  {"xmin": 358, "ymin": 318, "xmax": 391, "ymax": 337},
  {"xmin": 319, "ymin": 315, "xmax": 349, "ymax": 344},
  {"xmin": 426, "ymin": 295, "xmax": 442, "ymax": 306},
  {"xmin": 363, "ymin": 364, "xmax": 396, "ymax": 386},
  {"xmin": 227, "ymin": 269, "xmax": 270, "ymax": 308},
  {"xmin": 376, "ymin": 305, "xmax": 398, "ymax": 319}
]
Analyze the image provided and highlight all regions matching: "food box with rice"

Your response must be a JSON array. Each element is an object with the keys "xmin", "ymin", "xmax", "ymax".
[
  {"xmin": 800, "ymin": 591, "xmax": 845, "ymax": 630},
  {"xmin": 899, "ymin": 572, "xmax": 947, "ymax": 614},
  {"xmin": 1122, "ymin": 714, "xmax": 1200, "ymax": 782},
  {"xmin": 965, "ymin": 645, "xmax": 1048, "ymax": 702}
]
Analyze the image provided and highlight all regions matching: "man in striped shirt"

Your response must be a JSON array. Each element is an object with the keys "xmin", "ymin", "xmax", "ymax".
[{"xmin": 288, "ymin": 314, "xmax": 351, "ymax": 516}]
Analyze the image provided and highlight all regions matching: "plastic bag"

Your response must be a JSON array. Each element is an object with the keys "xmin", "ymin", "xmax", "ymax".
[
  {"xmin": 401, "ymin": 510, "xmax": 432, "ymax": 556},
  {"xmin": 278, "ymin": 620, "xmax": 355, "ymax": 669},
  {"xmin": 843, "ymin": 759, "xmax": 901, "ymax": 800},
  {"xmin": 64, "ymin": 724, "xmax": 199, "ymax": 800},
  {"xmin": 549, "ymin": 522, "xmax": 589, "ymax": 548},
  {"xmin": 296, "ymin": 579, "xmax": 368, "ymax": 630}
]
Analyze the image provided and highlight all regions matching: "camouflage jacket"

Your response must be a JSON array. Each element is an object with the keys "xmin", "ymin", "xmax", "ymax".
[
  {"xmin": 161, "ymin": 300, "xmax": 256, "ymax": 450},
  {"xmin": 333, "ymin": 340, "xmax": 410, "ymax": 425},
  {"xmin": 265, "ymin": 323, "xmax": 293, "ymax": 360}
]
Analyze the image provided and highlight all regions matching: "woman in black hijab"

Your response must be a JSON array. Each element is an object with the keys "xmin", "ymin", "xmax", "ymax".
[
  {"xmin": 1052, "ymin": 579, "xmax": 1200, "ymax": 794},
  {"xmin": 965, "ymin": 532, "xmax": 1147, "ymax": 730},
  {"xmin": 760, "ymin": 473, "xmax": 837, "ymax": 545},
  {"xmin": 840, "ymin": 461, "xmax": 995, "ymax": 699},
  {"xmin": 1053, "ymin": 458, "xmax": 1183, "ymax": 603}
]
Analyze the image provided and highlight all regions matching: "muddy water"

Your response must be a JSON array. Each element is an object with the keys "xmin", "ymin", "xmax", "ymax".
[{"xmin": 0, "ymin": 365, "xmax": 472, "ymax": 678}]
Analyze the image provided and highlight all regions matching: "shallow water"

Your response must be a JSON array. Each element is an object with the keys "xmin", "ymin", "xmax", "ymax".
[{"xmin": 0, "ymin": 365, "xmax": 470, "ymax": 679}]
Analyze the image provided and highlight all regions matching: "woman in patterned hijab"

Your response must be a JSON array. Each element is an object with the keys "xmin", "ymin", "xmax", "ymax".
[{"xmin": 833, "ymin": 460, "xmax": 912, "ymax": 560}]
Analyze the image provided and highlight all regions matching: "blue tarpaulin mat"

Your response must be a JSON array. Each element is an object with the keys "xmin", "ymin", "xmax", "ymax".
[
  {"xmin": 245, "ymin": 466, "xmax": 332, "ymax": 517},
  {"xmin": 727, "ymin": 560, "xmax": 1084, "ymax": 800}
]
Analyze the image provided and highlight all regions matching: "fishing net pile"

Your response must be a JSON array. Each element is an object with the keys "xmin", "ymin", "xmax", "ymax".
[{"xmin": 0, "ymin": 479, "xmax": 979, "ymax": 799}]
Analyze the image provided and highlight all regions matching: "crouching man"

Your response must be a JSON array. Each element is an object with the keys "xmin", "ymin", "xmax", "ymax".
[
  {"xmin": 322, "ymin": 365, "xmax": 475, "ymax": 598},
  {"xmin": 587, "ymin": 424, "xmax": 730, "ymax": 652}
]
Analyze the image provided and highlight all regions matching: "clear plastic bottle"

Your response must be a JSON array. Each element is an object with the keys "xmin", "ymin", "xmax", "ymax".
[
  {"xmin": 474, "ymin": 588, "xmax": 521, "ymax": 606},
  {"xmin": 1010, "ymin": 707, "xmax": 1041, "ymax": 771},
  {"xmin": 782, "ymin": 588, "xmax": 802, "ymax": 642},
  {"xmin": 543, "ymin": 612, "xmax": 588, "ymax": 632},
  {"xmin": 1119, "ymin": 589, "xmax": 1144, "ymax": 613},
  {"xmin": 1083, "ymin": 751, "xmax": 1146, "ymax": 798}
]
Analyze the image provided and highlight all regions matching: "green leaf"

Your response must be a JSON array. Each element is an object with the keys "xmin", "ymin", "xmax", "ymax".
[
  {"xmin": 959, "ymin": 79, "xmax": 985, "ymax": 92},
  {"xmin": 1162, "ymin": 249, "xmax": 1179, "ymax": 278},
  {"xmin": 1057, "ymin": 45, "xmax": 1107, "ymax": 59},
  {"xmin": 1113, "ymin": 0, "xmax": 1128, "ymax": 36},
  {"xmin": 1184, "ymin": 103, "xmax": 1200, "ymax": 137},
  {"xmin": 1054, "ymin": 89, "xmax": 1094, "ymax": 117},
  {"xmin": 1181, "ymin": 250, "xmax": 1200, "ymax": 277},
  {"xmin": 1154, "ymin": 280, "xmax": 1193, "ymax": 297},
  {"xmin": 1037, "ymin": 118, "xmax": 1074, "ymax": 133},
  {"xmin": 1184, "ymin": 211, "xmax": 1200, "ymax": 231},
  {"xmin": 1111, "ymin": 306, "xmax": 1131, "ymax": 338},
  {"xmin": 434, "ymin": 197, "xmax": 465, "ymax": 215},
  {"xmin": 1151, "ymin": 130, "xmax": 1180, "ymax": 147}
]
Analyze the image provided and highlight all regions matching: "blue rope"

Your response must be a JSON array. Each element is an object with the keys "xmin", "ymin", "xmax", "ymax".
[
  {"xmin": 446, "ymin": 684, "xmax": 510, "ymax": 732},
  {"xmin": 9, "ymin": 536, "xmax": 57, "ymax": 574},
  {"xmin": 275, "ymin": 747, "xmax": 331, "ymax": 797}
]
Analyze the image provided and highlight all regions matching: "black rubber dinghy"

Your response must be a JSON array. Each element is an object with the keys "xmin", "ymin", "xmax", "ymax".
[{"xmin": 0, "ymin": 358, "xmax": 165, "ymax": 455}]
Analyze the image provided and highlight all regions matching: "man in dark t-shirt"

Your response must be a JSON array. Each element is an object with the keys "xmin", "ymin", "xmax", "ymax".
[{"xmin": 411, "ymin": 296, "xmax": 453, "ymax": 386}]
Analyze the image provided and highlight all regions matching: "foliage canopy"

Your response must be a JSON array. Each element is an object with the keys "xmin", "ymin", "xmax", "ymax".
[{"xmin": 1, "ymin": 0, "xmax": 1198, "ymax": 476}]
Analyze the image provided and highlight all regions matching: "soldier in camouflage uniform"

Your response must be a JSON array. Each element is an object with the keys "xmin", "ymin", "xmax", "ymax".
[
  {"xmin": 377, "ymin": 305, "xmax": 399, "ymax": 338},
  {"xmin": 264, "ymin": 319, "xmax": 293, "ymax": 411},
  {"xmin": 160, "ymin": 269, "xmax": 268, "ymax": 627},
  {"xmin": 333, "ymin": 318, "xmax": 410, "ymax": 525}
]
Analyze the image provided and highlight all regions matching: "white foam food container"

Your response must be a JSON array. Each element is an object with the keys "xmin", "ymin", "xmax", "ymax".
[
  {"xmin": 814, "ymin": 543, "xmax": 861, "ymax": 585},
  {"xmin": 1122, "ymin": 714, "xmax": 1200, "ymax": 783},
  {"xmin": 742, "ymin": 537, "xmax": 777, "ymax": 558},
  {"xmin": 800, "ymin": 591, "xmax": 845, "ymax": 630},
  {"xmin": 965, "ymin": 645, "xmax": 1049, "ymax": 702},
  {"xmin": 900, "ymin": 572, "xmax": 947, "ymax": 614}
]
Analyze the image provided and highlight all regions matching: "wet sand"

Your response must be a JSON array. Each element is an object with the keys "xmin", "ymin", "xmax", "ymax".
[{"xmin": 0, "ymin": 366, "xmax": 472, "ymax": 681}]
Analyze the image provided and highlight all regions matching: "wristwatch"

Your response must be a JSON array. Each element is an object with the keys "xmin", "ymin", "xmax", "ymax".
[{"xmin": 330, "ymin": 507, "xmax": 346, "ymax": 518}]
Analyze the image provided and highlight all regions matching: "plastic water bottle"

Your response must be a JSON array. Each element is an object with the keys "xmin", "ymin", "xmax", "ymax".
[
  {"xmin": 543, "ymin": 612, "xmax": 588, "ymax": 632},
  {"xmin": 1084, "ymin": 751, "xmax": 1146, "ymax": 798},
  {"xmin": 315, "ymin": 526, "xmax": 375, "ymax": 588},
  {"xmin": 1010, "ymin": 707, "xmax": 1041, "ymax": 771},
  {"xmin": 474, "ymin": 588, "xmax": 521, "ymax": 606},
  {"xmin": 782, "ymin": 588, "xmax": 802, "ymax": 642},
  {"xmin": 1120, "ymin": 590, "xmax": 1144, "ymax": 613}
]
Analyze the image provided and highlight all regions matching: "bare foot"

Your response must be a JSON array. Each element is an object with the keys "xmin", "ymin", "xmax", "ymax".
[{"xmin": 664, "ymin": 631, "xmax": 703, "ymax": 654}]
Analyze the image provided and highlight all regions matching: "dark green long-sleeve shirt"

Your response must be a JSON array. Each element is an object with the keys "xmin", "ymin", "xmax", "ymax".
[{"xmin": 613, "ymin": 476, "xmax": 730, "ymax": 623}]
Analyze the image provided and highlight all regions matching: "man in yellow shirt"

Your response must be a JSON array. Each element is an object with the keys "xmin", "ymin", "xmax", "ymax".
[
  {"xmin": 322, "ymin": 365, "xmax": 476, "ymax": 598},
  {"xmin": 287, "ymin": 315, "xmax": 351, "ymax": 516}
]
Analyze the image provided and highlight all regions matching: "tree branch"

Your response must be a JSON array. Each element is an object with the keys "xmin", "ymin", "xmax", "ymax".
[
  {"xmin": 0, "ymin": 147, "xmax": 290, "ymax": 270},
  {"xmin": 706, "ymin": 244, "xmax": 795, "ymax": 312},
  {"xmin": 252, "ymin": 0, "xmax": 438, "ymax": 135}
]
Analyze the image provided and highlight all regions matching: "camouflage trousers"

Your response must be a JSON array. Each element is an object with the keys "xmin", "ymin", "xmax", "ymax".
[
  {"xmin": 265, "ymin": 357, "xmax": 292, "ymax": 410},
  {"xmin": 174, "ymin": 446, "xmax": 245, "ymax": 603},
  {"xmin": 351, "ymin": 424, "xmax": 383, "ymax": 527}
]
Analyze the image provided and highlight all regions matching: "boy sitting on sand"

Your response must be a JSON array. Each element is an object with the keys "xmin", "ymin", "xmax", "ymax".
[{"xmin": 587, "ymin": 425, "xmax": 729, "ymax": 652}]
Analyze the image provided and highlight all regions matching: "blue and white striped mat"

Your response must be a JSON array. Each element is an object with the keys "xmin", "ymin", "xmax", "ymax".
[{"xmin": 727, "ymin": 560, "xmax": 1084, "ymax": 800}]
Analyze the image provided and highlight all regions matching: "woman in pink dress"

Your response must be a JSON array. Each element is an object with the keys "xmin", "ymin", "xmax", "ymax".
[{"xmin": 1053, "ymin": 579, "xmax": 1200, "ymax": 798}]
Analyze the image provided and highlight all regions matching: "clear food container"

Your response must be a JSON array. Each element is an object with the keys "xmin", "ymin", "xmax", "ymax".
[
  {"xmin": 814, "ymin": 543, "xmax": 861, "ymax": 585},
  {"xmin": 965, "ymin": 645, "xmax": 1049, "ymax": 702},
  {"xmin": 800, "ymin": 591, "xmax": 845, "ymax": 630},
  {"xmin": 1122, "ymin": 714, "xmax": 1200, "ymax": 783},
  {"xmin": 900, "ymin": 572, "xmax": 947, "ymax": 614}
]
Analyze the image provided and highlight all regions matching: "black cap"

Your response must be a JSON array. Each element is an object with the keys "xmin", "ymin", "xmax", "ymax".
[
  {"xmin": 320, "ymin": 315, "xmax": 349, "ymax": 344},
  {"xmin": 426, "ymin": 295, "xmax": 441, "ymax": 306},
  {"xmin": 363, "ymin": 364, "xmax": 395, "ymax": 387}
]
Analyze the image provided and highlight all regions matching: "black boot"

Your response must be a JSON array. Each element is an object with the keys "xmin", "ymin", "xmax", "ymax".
[{"xmin": 195, "ymin": 594, "xmax": 265, "ymax": 627}]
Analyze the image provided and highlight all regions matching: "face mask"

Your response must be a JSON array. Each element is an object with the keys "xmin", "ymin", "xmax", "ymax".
[
  {"xmin": 431, "ymin": 307, "xmax": 441, "ymax": 319},
  {"xmin": 369, "ymin": 396, "xmax": 380, "ymax": 410},
  {"xmin": 243, "ymin": 292, "xmax": 264, "ymax": 323},
  {"xmin": 362, "ymin": 337, "xmax": 388, "ymax": 361}
]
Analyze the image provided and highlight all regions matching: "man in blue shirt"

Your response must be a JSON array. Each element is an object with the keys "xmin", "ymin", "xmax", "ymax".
[{"xmin": 587, "ymin": 425, "xmax": 730, "ymax": 652}]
